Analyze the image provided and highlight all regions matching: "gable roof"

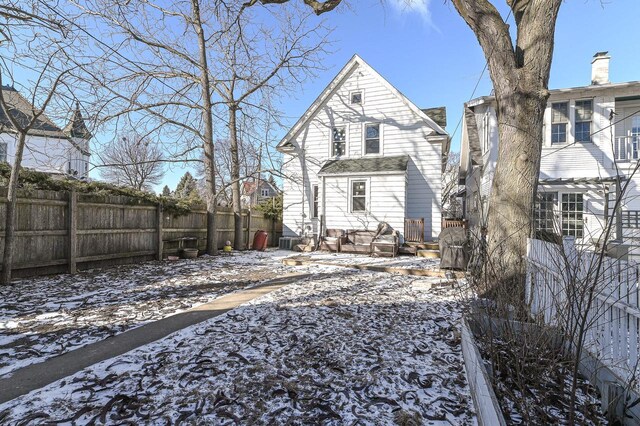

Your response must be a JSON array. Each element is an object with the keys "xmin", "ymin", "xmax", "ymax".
[
  {"xmin": 318, "ymin": 155, "xmax": 409, "ymax": 175},
  {"xmin": 277, "ymin": 55, "xmax": 447, "ymax": 151},
  {"xmin": 0, "ymin": 86, "xmax": 68, "ymax": 139},
  {"xmin": 421, "ymin": 107, "xmax": 447, "ymax": 129}
]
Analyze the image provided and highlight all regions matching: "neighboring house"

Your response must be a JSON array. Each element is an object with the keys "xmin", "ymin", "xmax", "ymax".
[
  {"xmin": 0, "ymin": 86, "xmax": 91, "ymax": 178},
  {"xmin": 276, "ymin": 55, "xmax": 449, "ymax": 242},
  {"xmin": 459, "ymin": 52, "xmax": 640, "ymax": 257},
  {"xmin": 241, "ymin": 178, "xmax": 280, "ymax": 207}
]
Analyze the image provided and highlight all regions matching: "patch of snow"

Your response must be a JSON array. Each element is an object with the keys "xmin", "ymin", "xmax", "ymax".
[{"xmin": 0, "ymin": 264, "xmax": 475, "ymax": 424}]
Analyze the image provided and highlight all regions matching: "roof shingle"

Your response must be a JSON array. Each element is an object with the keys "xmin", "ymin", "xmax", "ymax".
[{"xmin": 318, "ymin": 155, "xmax": 409, "ymax": 175}]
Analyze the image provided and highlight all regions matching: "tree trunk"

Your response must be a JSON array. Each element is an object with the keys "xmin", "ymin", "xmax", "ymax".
[
  {"xmin": 451, "ymin": 0, "xmax": 561, "ymax": 292},
  {"xmin": 192, "ymin": 0, "xmax": 218, "ymax": 255},
  {"xmin": 486, "ymin": 86, "xmax": 546, "ymax": 293},
  {"xmin": 228, "ymin": 104, "xmax": 243, "ymax": 249},
  {"xmin": 1, "ymin": 132, "xmax": 27, "ymax": 285}
]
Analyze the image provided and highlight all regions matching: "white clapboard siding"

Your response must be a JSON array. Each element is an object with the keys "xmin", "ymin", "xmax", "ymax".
[
  {"xmin": 280, "ymin": 56, "xmax": 444, "ymax": 240},
  {"xmin": 323, "ymin": 174, "xmax": 406, "ymax": 234}
]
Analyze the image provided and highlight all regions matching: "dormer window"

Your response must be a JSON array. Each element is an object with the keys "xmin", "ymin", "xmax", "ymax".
[
  {"xmin": 351, "ymin": 91, "xmax": 362, "ymax": 105},
  {"xmin": 332, "ymin": 127, "xmax": 346, "ymax": 157}
]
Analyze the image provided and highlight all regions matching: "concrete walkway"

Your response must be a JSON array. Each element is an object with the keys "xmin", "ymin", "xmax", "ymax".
[{"xmin": 0, "ymin": 274, "xmax": 308, "ymax": 404}]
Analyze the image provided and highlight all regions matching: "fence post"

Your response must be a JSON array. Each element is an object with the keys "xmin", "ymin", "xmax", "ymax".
[
  {"xmin": 157, "ymin": 203, "xmax": 163, "ymax": 261},
  {"xmin": 68, "ymin": 189, "xmax": 77, "ymax": 274},
  {"xmin": 247, "ymin": 208, "xmax": 252, "ymax": 249}
]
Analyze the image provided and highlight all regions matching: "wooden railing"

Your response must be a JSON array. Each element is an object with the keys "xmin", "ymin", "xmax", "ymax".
[
  {"xmin": 404, "ymin": 218, "xmax": 424, "ymax": 243},
  {"xmin": 614, "ymin": 135, "xmax": 640, "ymax": 161},
  {"xmin": 442, "ymin": 218, "xmax": 466, "ymax": 229}
]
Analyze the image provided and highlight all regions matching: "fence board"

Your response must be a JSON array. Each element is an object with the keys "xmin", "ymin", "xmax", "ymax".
[
  {"xmin": 0, "ymin": 189, "xmax": 279, "ymax": 278},
  {"xmin": 526, "ymin": 237, "xmax": 640, "ymax": 390}
]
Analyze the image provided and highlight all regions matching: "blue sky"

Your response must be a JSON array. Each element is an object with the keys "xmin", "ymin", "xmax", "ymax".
[
  {"xmin": 278, "ymin": 0, "xmax": 640, "ymax": 155},
  {"xmin": 140, "ymin": 0, "xmax": 640, "ymax": 192}
]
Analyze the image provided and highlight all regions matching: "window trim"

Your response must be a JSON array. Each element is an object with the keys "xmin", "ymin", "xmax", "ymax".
[
  {"xmin": 329, "ymin": 125, "xmax": 348, "ymax": 158},
  {"xmin": 574, "ymin": 98, "xmax": 593, "ymax": 144},
  {"xmin": 534, "ymin": 191, "xmax": 585, "ymax": 240},
  {"xmin": 349, "ymin": 89, "xmax": 364, "ymax": 105},
  {"xmin": 550, "ymin": 101, "xmax": 569, "ymax": 145},
  {"xmin": 349, "ymin": 178, "xmax": 369, "ymax": 213},
  {"xmin": 260, "ymin": 188, "xmax": 270, "ymax": 197},
  {"xmin": 363, "ymin": 122, "xmax": 382, "ymax": 156},
  {"xmin": 311, "ymin": 184, "xmax": 319, "ymax": 219}
]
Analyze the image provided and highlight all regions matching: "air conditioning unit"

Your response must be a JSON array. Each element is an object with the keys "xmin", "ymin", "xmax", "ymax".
[{"xmin": 279, "ymin": 237, "xmax": 302, "ymax": 250}]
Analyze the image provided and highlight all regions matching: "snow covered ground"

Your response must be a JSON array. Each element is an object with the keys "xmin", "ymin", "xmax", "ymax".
[
  {"xmin": 0, "ymin": 250, "xmax": 332, "ymax": 378},
  {"xmin": 0, "ymin": 264, "xmax": 475, "ymax": 424}
]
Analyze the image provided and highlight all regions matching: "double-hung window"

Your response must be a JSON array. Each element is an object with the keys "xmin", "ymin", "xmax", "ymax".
[
  {"xmin": 364, "ymin": 123, "xmax": 380, "ymax": 155},
  {"xmin": 551, "ymin": 102, "xmax": 568, "ymax": 144},
  {"xmin": 332, "ymin": 127, "xmax": 346, "ymax": 157},
  {"xmin": 260, "ymin": 188, "xmax": 269, "ymax": 197},
  {"xmin": 351, "ymin": 180, "xmax": 366, "ymax": 212},
  {"xmin": 0, "ymin": 142, "xmax": 7, "ymax": 163},
  {"xmin": 535, "ymin": 192, "xmax": 558, "ymax": 237},
  {"xmin": 561, "ymin": 193, "xmax": 584, "ymax": 238},
  {"xmin": 575, "ymin": 100, "xmax": 593, "ymax": 143},
  {"xmin": 312, "ymin": 185, "xmax": 319, "ymax": 218}
]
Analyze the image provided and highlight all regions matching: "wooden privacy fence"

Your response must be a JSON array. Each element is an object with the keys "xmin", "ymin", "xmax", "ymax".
[
  {"xmin": 526, "ymin": 237, "xmax": 640, "ymax": 389},
  {"xmin": 0, "ymin": 188, "xmax": 281, "ymax": 278}
]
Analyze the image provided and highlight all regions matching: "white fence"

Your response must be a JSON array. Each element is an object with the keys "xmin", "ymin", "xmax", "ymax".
[{"xmin": 526, "ymin": 237, "xmax": 640, "ymax": 386}]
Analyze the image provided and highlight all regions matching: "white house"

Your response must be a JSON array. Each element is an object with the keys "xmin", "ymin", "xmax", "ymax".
[
  {"xmin": 241, "ymin": 178, "xmax": 280, "ymax": 208},
  {"xmin": 459, "ymin": 52, "xmax": 640, "ymax": 258},
  {"xmin": 276, "ymin": 55, "xmax": 449, "ymax": 242},
  {"xmin": 0, "ymin": 85, "xmax": 91, "ymax": 178}
]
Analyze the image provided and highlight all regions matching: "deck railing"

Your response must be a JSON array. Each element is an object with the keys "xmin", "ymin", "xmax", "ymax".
[
  {"xmin": 614, "ymin": 135, "xmax": 640, "ymax": 161},
  {"xmin": 442, "ymin": 218, "xmax": 466, "ymax": 229}
]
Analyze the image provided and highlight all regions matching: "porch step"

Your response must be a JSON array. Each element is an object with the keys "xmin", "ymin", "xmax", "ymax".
[
  {"xmin": 404, "ymin": 242, "xmax": 439, "ymax": 250},
  {"xmin": 424, "ymin": 242, "xmax": 439, "ymax": 250},
  {"xmin": 417, "ymin": 249, "xmax": 440, "ymax": 259}
]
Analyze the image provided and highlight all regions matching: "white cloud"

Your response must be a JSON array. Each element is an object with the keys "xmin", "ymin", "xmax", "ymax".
[{"xmin": 388, "ymin": 0, "xmax": 434, "ymax": 26}]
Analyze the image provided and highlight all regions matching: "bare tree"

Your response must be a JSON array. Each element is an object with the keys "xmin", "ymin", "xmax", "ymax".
[
  {"xmin": 99, "ymin": 133, "xmax": 165, "ymax": 191},
  {"xmin": 211, "ymin": 3, "xmax": 329, "ymax": 248},
  {"xmin": 73, "ymin": 0, "xmax": 236, "ymax": 254},
  {"xmin": 450, "ymin": 0, "xmax": 562, "ymax": 291},
  {"xmin": 0, "ymin": 2, "xmax": 92, "ymax": 284},
  {"xmin": 442, "ymin": 152, "xmax": 461, "ymax": 218},
  {"xmin": 248, "ymin": 0, "xmax": 563, "ymax": 291}
]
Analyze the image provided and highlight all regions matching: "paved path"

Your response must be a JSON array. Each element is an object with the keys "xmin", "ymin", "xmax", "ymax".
[{"xmin": 0, "ymin": 274, "xmax": 308, "ymax": 404}]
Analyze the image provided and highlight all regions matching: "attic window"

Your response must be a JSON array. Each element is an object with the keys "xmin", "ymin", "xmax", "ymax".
[{"xmin": 351, "ymin": 91, "xmax": 362, "ymax": 105}]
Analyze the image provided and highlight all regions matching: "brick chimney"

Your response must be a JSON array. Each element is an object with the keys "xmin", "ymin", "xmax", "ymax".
[{"xmin": 591, "ymin": 51, "xmax": 610, "ymax": 85}]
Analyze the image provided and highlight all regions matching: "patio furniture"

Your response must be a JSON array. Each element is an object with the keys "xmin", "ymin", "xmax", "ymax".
[
  {"xmin": 319, "ymin": 229, "xmax": 346, "ymax": 252},
  {"xmin": 371, "ymin": 222, "xmax": 399, "ymax": 257},
  {"xmin": 404, "ymin": 218, "xmax": 425, "ymax": 243},
  {"xmin": 439, "ymin": 227, "xmax": 469, "ymax": 270},
  {"xmin": 340, "ymin": 229, "xmax": 377, "ymax": 254}
]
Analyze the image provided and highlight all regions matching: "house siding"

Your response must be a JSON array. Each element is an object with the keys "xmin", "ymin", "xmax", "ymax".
[
  {"xmin": 322, "ymin": 173, "xmax": 406, "ymax": 234},
  {"xmin": 281, "ymin": 59, "xmax": 444, "ymax": 241},
  {"xmin": 0, "ymin": 133, "xmax": 88, "ymax": 177}
]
